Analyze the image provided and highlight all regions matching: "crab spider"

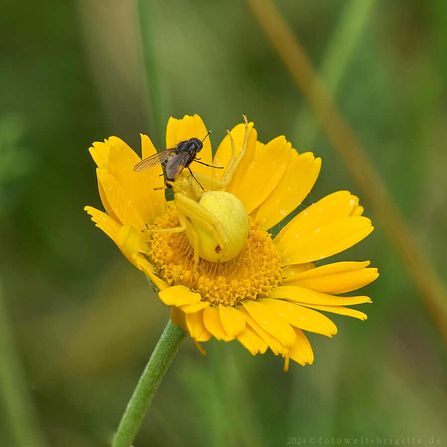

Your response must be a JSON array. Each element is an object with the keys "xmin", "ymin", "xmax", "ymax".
[{"xmin": 153, "ymin": 116, "xmax": 252, "ymax": 269}]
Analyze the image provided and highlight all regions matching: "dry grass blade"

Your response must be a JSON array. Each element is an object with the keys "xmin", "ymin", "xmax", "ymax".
[{"xmin": 245, "ymin": 0, "xmax": 447, "ymax": 343}]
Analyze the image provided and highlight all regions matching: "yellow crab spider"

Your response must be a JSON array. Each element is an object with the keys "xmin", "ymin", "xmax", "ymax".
[{"xmin": 153, "ymin": 116, "xmax": 251, "ymax": 267}]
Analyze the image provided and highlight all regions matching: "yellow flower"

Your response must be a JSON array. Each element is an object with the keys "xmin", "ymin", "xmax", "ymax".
[{"xmin": 85, "ymin": 114, "xmax": 378, "ymax": 369}]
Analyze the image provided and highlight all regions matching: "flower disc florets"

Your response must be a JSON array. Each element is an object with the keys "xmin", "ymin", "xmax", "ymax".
[{"xmin": 147, "ymin": 207, "xmax": 282, "ymax": 307}]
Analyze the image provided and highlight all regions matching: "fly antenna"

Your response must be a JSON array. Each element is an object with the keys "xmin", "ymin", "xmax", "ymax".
[{"xmin": 201, "ymin": 130, "xmax": 212, "ymax": 143}]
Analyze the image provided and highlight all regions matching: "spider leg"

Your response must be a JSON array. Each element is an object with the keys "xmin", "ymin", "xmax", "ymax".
[
  {"xmin": 190, "ymin": 115, "xmax": 251, "ymax": 191},
  {"xmin": 193, "ymin": 159, "xmax": 224, "ymax": 169}
]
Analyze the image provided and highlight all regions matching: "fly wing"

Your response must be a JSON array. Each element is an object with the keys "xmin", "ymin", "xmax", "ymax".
[
  {"xmin": 165, "ymin": 152, "xmax": 191, "ymax": 179},
  {"xmin": 133, "ymin": 149, "xmax": 173, "ymax": 172}
]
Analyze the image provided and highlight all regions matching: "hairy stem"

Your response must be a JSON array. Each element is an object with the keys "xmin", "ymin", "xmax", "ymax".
[{"xmin": 112, "ymin": 319, "xmax": 186, "ymax": 447}]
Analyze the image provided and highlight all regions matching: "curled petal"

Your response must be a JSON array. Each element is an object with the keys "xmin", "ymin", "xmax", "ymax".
[
  {"xmin": 203, "ymin": 306, "xmax": 234, "ymax": 341},
  {"xmin": 185, "ymin": 310, "xmax": 212, "ymax": 342},
  {"xmin": 159, "ymin": 285, "xmax": 202, "ymax": 306},
  {"xmin": 180, "ymin": 301, "xmax": 210, "ymax": 314},
  {"xmin": 237, "ymin": 325, "xmax": 268, "ymax": 355}
]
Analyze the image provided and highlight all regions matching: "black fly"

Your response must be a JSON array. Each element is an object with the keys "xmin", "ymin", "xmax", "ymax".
[{"xmin": 133, "ymin": 131, "xmax": 222, "ymax": 189}]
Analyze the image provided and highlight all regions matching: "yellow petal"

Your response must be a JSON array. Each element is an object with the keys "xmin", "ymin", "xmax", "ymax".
[
  {"xmin": 159, "ymin": 285, "xmax": 202, "ymax": 306},
  {"xmin": 203, "ymin": 306, "xmax": 234, "ymax": 341},
  {"xmin": 90, "ymin": 137, "xmax": 138, "ymax": 169},
  {"xmin": 352, "ymin": 205, "xmax": 364, "ymax": 216},
  {"xmin": 97, "ymin": 168, "xmax": 146, "ymax": 230},
  {"xmin": 97, "ymin": 175, "xmax": 118, "ymax": 222},
  {"xmin": 229, "ymin": 137, "xmax": 291, "ymax": 214},
  {"xmin": 254, "ymin": 151, "xmax": 321, "ymax": 230},
  {"xmin": 285, "ymin": 261, "xmax": 379, "ymax": 293},
  {"xmin": 89, "ymin": 141, "xmax": 109, "ymax": 167},
  {"xmin": 278, "ymin": 216, "xmax": 374, "ymax": 265},
  {"xmin": 237, "ymin": 325, "xmax": 268, "ymax": 355},
  {"xmin": 185, "ymin": 310, "xmax": 212, "ymax": 342},
  {"xmin": 269, "ymin": 286, "xmax": 372, "ymax": 306},
  {"xmin": 288, "ymin": 328, "xmax": 314, "ymax": 366},
  {"xmin": 218, "ymin": 305, "xmax": 246, "ymax": 337},
  {"xmin": 285, "ymin": 261, "xmax": 369, "ymax": 279},
  {"xmin": 241, "ymin": 310, "xmax": 284, "ymax": 355},
  {"xmin": 84, "ymin": 207, "xmax": 146, "ymax": 265},
  {"xmin": 275, "ymin": 191, "xmax": 361, "ymax": 245},
  {"xmin": 115, "ymin": 135, "xmax": 165, "ymax": 223},
  {"xmin": 140, "ymin": 132, "xmax": 157, "ymax": 159},
  {"xmin": 260, "ymin": 298, "xmax": 337, "ymax": 337},
  {"xmin": 91, "ymin": 137, "xmax": 165, "ymax": 224},
  {"xmin": 166, "ymin": 114, "xmax": 213, "ymax": 174},
  {"xmin": 242, "ymin": 301, "xmax": 296, "ymax": 347},
  {"xmin": 304, "ymin": 304, "xmax": 368, "ymax": 320},
  {"xmin": 136, "ymin": 134, "xmax": 166, "ymax": 219},
  {"xmin": 84, "ymin": 206, "xmax": 121, "ymax": 246},
  {"xmin": 181, "ymin": 301, "xmax": 210, "ymax": 314},
  {"xmin": 282, "ymin": 263, "xmax": 315, "ymax": 280}
]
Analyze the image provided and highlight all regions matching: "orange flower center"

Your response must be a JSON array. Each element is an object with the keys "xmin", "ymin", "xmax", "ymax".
[{"xmin": 147, "ymin": 209, "xmax": 282, "ymax": 306}]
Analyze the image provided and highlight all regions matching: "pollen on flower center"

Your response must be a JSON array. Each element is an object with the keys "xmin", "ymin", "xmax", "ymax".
[{"xmin": 146, "ymin": 209, "xmax": 283, "ymax": 306}]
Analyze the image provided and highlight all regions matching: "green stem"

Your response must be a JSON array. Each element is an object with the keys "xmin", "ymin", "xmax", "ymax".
[{"xmin": 112, "ymin": 319, "xmax": 186, "ymax": 447}]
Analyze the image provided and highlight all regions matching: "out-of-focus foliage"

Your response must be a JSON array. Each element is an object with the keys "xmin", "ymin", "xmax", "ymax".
[{"xmin": 1, "ymin": 0, "xmax": 446, "ymax": 446}]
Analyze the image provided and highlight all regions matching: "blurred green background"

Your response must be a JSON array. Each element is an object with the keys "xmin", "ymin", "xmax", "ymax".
[{"xmin": 1, "ymin": 0, "xmax": 447, "ymax": 445}]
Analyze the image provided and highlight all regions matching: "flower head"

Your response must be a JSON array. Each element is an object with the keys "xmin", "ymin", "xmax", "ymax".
[{"xmin": 85, "ymin": 114, "xmax": 378, "ymax": 369}]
